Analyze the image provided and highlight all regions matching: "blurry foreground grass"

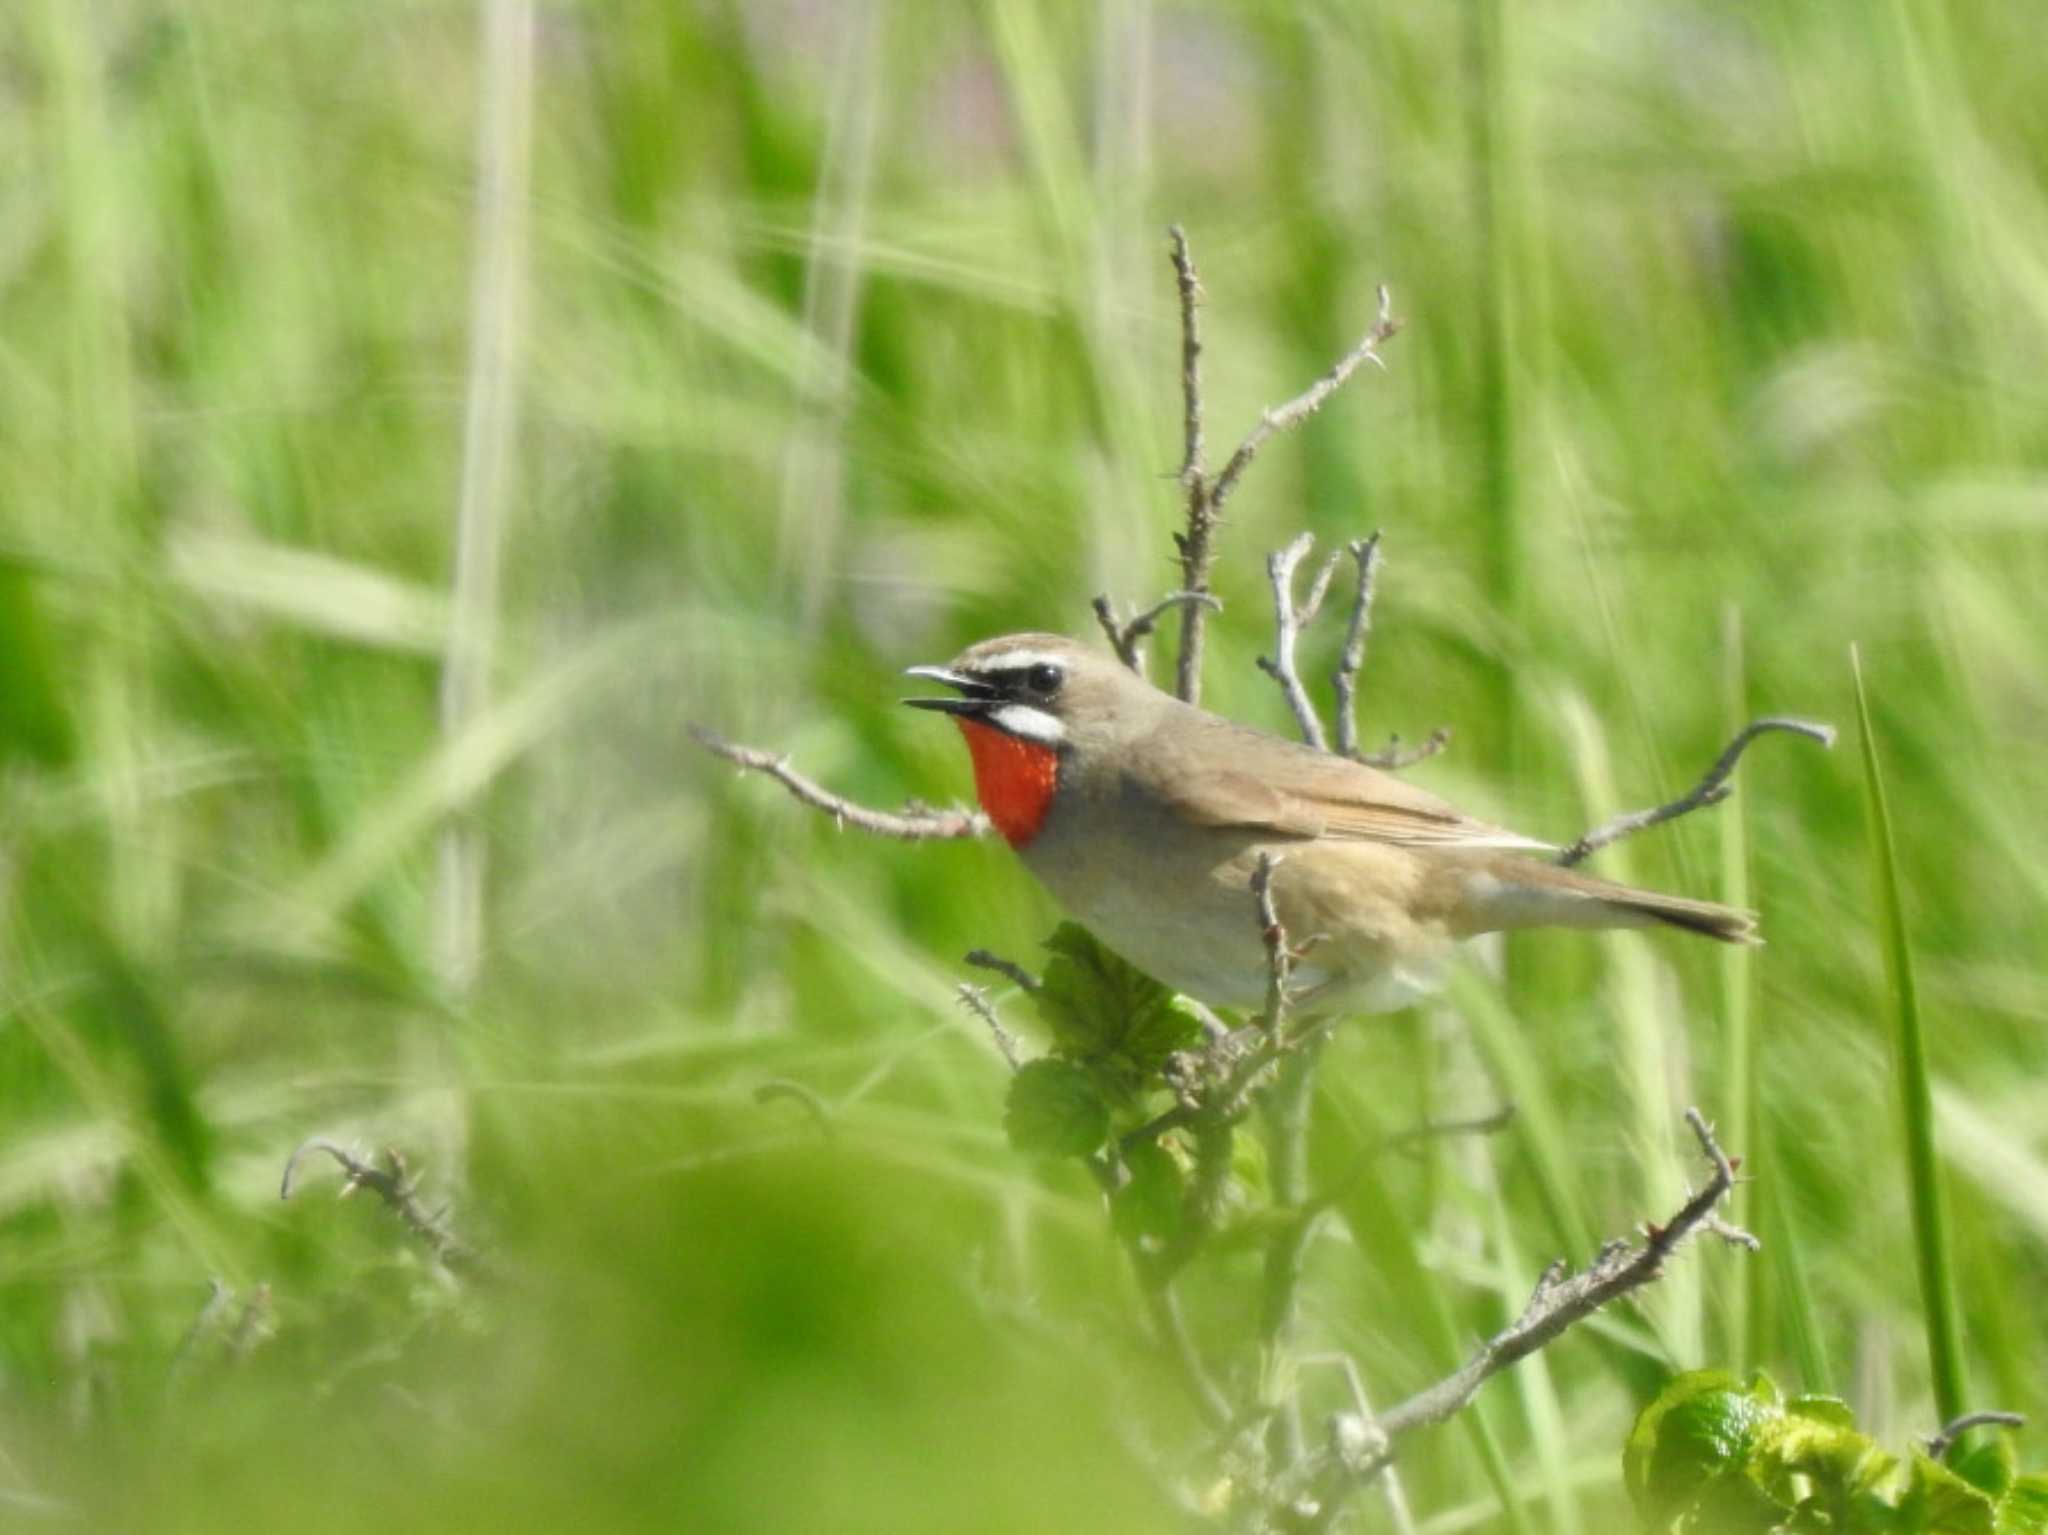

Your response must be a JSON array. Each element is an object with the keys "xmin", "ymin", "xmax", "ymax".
[{"xmin": 3, "ymin": 2, "xmax": 2048, "ymax": 1529}]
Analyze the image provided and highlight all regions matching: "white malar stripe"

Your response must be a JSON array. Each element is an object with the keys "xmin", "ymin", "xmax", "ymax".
[{"xmin": 987, "ymin": 704, "xmax": 1065, "ymax": 745}]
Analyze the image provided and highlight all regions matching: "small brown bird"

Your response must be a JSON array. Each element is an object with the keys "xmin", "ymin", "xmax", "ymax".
[{"xmin": 905, "ymin": 633, "xmax": 1754, "ymax": 1015}]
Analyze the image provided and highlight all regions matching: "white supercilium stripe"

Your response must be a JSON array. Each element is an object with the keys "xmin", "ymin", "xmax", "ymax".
[{"xmin": 975, "ymin": 652, "xmax": 1065, "ymax": 677}]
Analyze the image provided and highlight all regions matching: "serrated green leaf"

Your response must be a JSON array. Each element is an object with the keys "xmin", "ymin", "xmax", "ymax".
[
  {"xmin": 1112, "ymin": 1138, "xmax": 1183, "ymax": 1250},
  {"xmin": 1787, "ymin": 1395, "xmax": 1858, "ymax": 1429},
  {"xmin": 1030, "ymin": 923, "xmax": 1199, "ymax": 1077},
  {"xmin": 1951, "ymin": 1436, "xmax": 2017, "ymax": 1498},
  {"xmin": 1753, "ymin": 1408, "xmax": 1896, "ymax": 1507},
  {"xmin": 1995, "ymin": 1477, "xmax": 2048, "ymax": 1535},
  {"xmin": 1002, "ymin": 1058, "xmax": 1108, "ymax": 1158},
  {"xmin": 1625, "ymin": 1371, "xmax": 1778, "ymax": 1523},
  {"xmin": 1900, "ymin": 1454, "xmax": 1997, "ymax": 1535}
]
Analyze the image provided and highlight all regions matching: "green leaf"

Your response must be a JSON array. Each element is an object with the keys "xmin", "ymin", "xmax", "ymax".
[
  {"xmin": 1111, "ymin": 1138, "xmax": 1183, "ymax": 1250},
  {"xmin": 1952, "ymin": 1436, "xmax": 2017, "ymax": 1498},
  {"xmin": 1624, "ymin": 1371, "xmax": 1778, "ymax": 1524},
  {"xmin": 1995, "ymin": 1477, "xmax": 2048, "ymax": 1535},
  {"xmin": 1030, "ymin": 923, "xmax": 1200, "ymax": 1077},
  {"xmin": 1787, "ymin": 1395, "xmax": 1860, "ymax": 1430},
  {"xmin": 1002, "ymin": 1058, "xmax": 1108, "ymax": 1159},
  {"xmin": 1752, "ymin": 1408, "xmax": 1896, "ymax": 1507},
  {"xmin": 1900, "ymin": 1454, "xmax": 1997, "ymax": 1535}
]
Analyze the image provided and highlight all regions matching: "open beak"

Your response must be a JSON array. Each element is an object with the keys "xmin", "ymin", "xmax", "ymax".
[{"xmin": 901, "ymin": 664, "xmax": 995, "ymax": 716}]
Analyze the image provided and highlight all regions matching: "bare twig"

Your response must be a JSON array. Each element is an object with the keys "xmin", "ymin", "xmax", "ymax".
[
  {"xmin": 690, "ymin": 724, "xmax": 990, "ymax": 841},
  {"xmin": 1331, "ymin": 533, "xmax": 1382, "ymax": 759},
  {"xmin": 1380, "ymin": 1102, "xmax": 1518, "ymax": 1158},
  {"xmin": 1209, "ymin": 283, "xmax": 1400, "ymax": 519},
  {"xmin": 1168, "ymin": 229, "xmax": 1399, "ymax": 709},
  {"xmin": 225, "ymin": 1284, "xmax": 275, "ymax": 1361},
  {"xmin": 1093, "ymin": 590, "xmax": 1221, "ymax": 675},
  {"xmin": 1294, "ymin": 1108, "xmax": 1755, "ymax": 1529},
  {"xmin": 281, "ymin": 1139, "xmax": 477, "ymax": 1273},
  {"xmin": 754, "ymin": 1078, "xmax": 837, "ymax": 1136},
  {"xmin": 1924, "ymin": 1409, "xmax": 2027, "ymax": 1463},
  {"xmin": 1169, "ymin": 227, "xmax": 1215, "ymax": 706},
  {"xmin": 956, "ymin": 983, "xmax": 1024, "ymax": 1071},
  {"xmin": 1557, "ymin": 716, "xmax": 1835, "ymax": 867},
  {"xmin": 964, "ymin": 948, "xmax": 1040, "ymax": 993},
  {"xmin": 1251, "ymin": 852, "xmax": 1296, "ymax": 1033},
  {"xmin": 1360, "ymin": 728, "xmax": 1453, "ymax": 772},
  {"xmin": 1258, "ymin": 535, "xmax": 1335, "ymax": 750}
]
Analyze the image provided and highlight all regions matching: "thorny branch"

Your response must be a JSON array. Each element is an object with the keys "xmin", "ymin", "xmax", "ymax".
[
  {"xmin": 1556, "ymin": 716, "xmax": 1837, "ymax": 867},
  {"xmin": 282, "ymin": 1138, "xmax": 477, "ymax": 1274},
  {"xmin": 1291, "ymin": 1109, "xmax": 1756, "ymax": 1531},
  {"xmin": 1169, "ymin": 228, "xmax": 1401, "ymax": 708},
  {"xmin": 956, "ymin": 983, "xmax": 1024, "ymax": 1071},
  {"xmin": 689, "ymin": 724, "xmax": 989, "ymax": 841}
]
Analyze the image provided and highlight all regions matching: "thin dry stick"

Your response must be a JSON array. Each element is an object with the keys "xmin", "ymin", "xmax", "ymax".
[
  {"xmin": 690, "ymin": 724, "xmax": 989, "ymax": 841},
  {"xmin": 281, "ymin": 1139, "xmax": 477, "ymax": 1273},
  {"xmin": 1295, "ymin": 1109, "xmax": 1755, "ymax": 1529},
  {"xmin": 964, "ymin": 948, "xmax": 1041, "ymax": 992},
  {"xmin": 1251, "ymin": 851, "xmax": 1297, "ymax": 1033},
  {"xmin": 1092, "ymin": 590, "xmax": 1221, "ymax": 675},
  {"xmin": 1924, "ymin": 1409, "xmax": 2027, "ymax": 1463},
  {"xmin": 1209, "ymin": 282, "xmax": 1401, "ymax": 518},
  {"xmin": 1361, "ymin": 728, "xmax": 1454, "ymax": 772},
  {"xmin": 1556, "ymin": 717, "xmax": 1837, "ymax": 867},
  {"xmin": 1258, "ymin": 534, "xmax": 1334, "ymax": 750},
  {"xmin": 1331, "ymin": 533, "xmax": 1382, "ymax": 759},
  {"xmin": 1169, "ymin": 228, "xmax": 1400, "ymax": 708},
  {"xmin": 956, "ymin": 983, "xmax": 1024, "ymax": 1071}
]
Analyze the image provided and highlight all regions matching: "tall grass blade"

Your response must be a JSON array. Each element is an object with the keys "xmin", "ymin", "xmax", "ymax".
[
  {"xmin": 1850, "ymin": 643, "xmax": 1966, "ymax": 1423},
  {"xmin": 1718, "ymin": 606, "xmax": 1757, "ymax": 1374}
]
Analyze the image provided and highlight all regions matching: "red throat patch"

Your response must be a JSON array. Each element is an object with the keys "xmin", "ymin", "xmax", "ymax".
[{"xmin": 955, "ymin": 718, "xmax": 1059, "ymax": 848}]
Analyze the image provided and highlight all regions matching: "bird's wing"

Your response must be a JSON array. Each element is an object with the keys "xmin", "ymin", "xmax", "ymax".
[{"xmin": 1141, "ymin": 713, "xmax": 1553, "ymax": 852}]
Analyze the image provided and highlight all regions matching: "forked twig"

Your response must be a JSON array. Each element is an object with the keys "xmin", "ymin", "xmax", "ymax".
[
  {"xmin": 1093, "ymin": 590, "xmax": 1221, "ymax": 675},
  {"xmin": 1258, "ymin": 535, "xmax": 1342, "ymax": 750},
  {"xmin": 1169, "ymin": 228, "xmax": 1400, "ymax": 708},
  {"xmin": 690, "ymin": 724, "xmax": 989, "ymax": 841},
  {"xmin": 1557, "ymin": 717, "xmax": 1836, "ymax": 866}
]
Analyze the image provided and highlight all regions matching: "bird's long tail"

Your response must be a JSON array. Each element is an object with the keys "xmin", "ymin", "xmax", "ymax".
[{"xmin": 1462, "ymin": 855, "xmax": 1760, "ymax": 945}]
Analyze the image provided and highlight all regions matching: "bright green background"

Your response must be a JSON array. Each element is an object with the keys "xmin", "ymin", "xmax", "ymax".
[{"xmin": 2, "ymin": 2, "xmax": 2044, "ymax": 1530}]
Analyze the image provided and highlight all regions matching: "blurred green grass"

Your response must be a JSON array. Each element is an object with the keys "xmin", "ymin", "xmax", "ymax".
[{"xmin": 3, "ymin": 0, "xmax": 2047, "ymax": 1528}]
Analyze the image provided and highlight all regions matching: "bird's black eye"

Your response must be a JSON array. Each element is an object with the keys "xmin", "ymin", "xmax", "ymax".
[{"xmin": 1027, "ymin": 662, "xmax": 1063, "ymax": 694}]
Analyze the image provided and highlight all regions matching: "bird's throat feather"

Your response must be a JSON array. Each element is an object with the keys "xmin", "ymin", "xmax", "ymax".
[{"xmin": 955, "ymin": 718, "xmax": 1058, "ymax": 848}]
